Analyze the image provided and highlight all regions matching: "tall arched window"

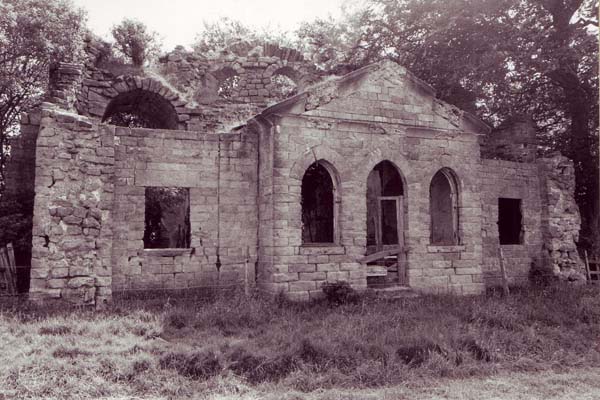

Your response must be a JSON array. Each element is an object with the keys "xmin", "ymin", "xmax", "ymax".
[
  {"xmin": 301, "ymin": 161, "xmax": 337, "ymax": 244},
  {"xmin": 429, "ymin": 169, "xmax": 460, "ymax": 245},
  {"xmin": 366, "ymin": 160, "xmax": 405, "ymax": 251}
]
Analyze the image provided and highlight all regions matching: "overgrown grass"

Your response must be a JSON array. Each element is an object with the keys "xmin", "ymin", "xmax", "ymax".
[{"xmin": 1, "ymin": 284, "xmax": 600, "ymax": 399}]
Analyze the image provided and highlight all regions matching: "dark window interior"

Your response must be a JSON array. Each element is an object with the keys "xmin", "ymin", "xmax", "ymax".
[
  {"xmin": 102, "ymin": 89, "xmax": 178, "ymax": 129},
  {"xmin": 380, "ymin": 199, "xmax": 399, "ymax": 245},
  {"xmin": 366, "ymin": 161, "xmax": 403, "ymax": 248},
  {"xmin": 498, "ymin": 198, "xmax": 523, "ymax": 245},
  {"xmin": 144, "ymin": 187, "xmax": 190, "ymax": 249},
  {"xmin": 301, "ymin": 162, "xmax": 334, "ymax": 243}
]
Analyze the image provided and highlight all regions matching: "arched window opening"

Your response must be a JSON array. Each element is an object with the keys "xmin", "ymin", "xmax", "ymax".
[
  {"xmin": 102, "ymin": 89, "xmax": 178, "ymax": 129},
  {"xmin": 271, "ymin": 67, "xmax": 299, "ymax": 99},
  {"xmin": 301, "ymin": 162, "xmax": 336, "ymax": 244},
  {"xmin": 430, "ymin": 169, "xmax": 459, "ymax": 245},
  {"xmin": 214, "ymin": 67, "xmax": 240, "ymax": 99},
  {"xmin": 366, "ymin": 161, "xmax": 404, "ymax": 251}
]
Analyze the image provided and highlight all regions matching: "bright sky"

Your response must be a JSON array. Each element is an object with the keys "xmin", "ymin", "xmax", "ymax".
[{"xmin": 71, "ymin": 0, "xmax": 347, "ymax": 51}]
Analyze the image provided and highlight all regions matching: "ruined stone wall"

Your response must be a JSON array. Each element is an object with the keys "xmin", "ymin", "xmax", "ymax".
[
  {"xmin": 255, "ymin": 63, "xmax": 487, "ymax": 300},
  {"xmin": 29, "ymin": 106, "xmax": 114, "ymax": 306},
  {"xmin": 480, "ymin": 159, "xmax": 543, "ymax": 285},
  {"xmin": 158, "ymin": 43, "xmax": 318, "ymax": 106},
  {"xmin": 481, "ymin": 116, "xmax": 537, "ymax": 163},
  {"xmin": 71, "ymin": 38, "xmax": 320, "ymax": 134},
  {"xmin": 111, "ymin": 126, "xmax": 258, "ymax": 292},
  {"xmin": 538, "ymin": 154, "xmax": 585, "ymax": 280}
]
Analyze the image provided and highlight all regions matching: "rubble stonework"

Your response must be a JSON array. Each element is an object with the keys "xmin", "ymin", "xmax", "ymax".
[
  {"xmin": 29, "ymin": 105, "xmax": 114, "ymax": 306},
  {"xmin": 2, "ymin": 41, "xmax": 586, "ymax": 306},
  {"xmin": 538, "ymin": 154, "xmax": 585, "ymax": 280}
]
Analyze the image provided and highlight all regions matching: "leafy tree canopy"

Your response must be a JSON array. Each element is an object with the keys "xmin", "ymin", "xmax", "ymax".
[
  {"xmin": 299, "ymin": 0, "xmax": 599, "ymax": 249},
  {"xmin": 0, "ymin": 0, "xmax": 86, "ymax": 177},
  {"xmin": 192, "ymin": 17, "xmax": 295, "ymax": 54},
  {"xmin": 111, "ymin": 18, "xmax": 162, "ymax": 66}
]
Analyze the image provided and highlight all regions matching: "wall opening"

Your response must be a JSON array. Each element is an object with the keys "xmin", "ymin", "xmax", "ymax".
[
  {"xmin": 366, "ymin": 161, "xmax": 404, "ymax": 251},
  {"xmin": 498, "ymin": 198, "xmax": 523, "ymax": 245},
  {"xmin": 301, "ymin": 162, "xmax": 336, "ymax": 244},
  {"xmin": 214, "ymin": 67, "xmax": 240, "ymax": 99},
  {"xmin": 271, "ymin": 67, "xmax": 298, "ymax": 99},
  {"xmin": 143, "ymin": 187, "xmax": 191, "ymax": 249},
  {"xmin": 102, "ymin": 89, "xmax": 178, "ymax": 129},
  {"xmin": 430, "ymin": 169, "xmax": 459, "ymax": 245}
]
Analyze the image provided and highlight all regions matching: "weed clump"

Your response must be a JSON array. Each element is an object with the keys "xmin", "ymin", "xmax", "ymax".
[
  {"xmin": 52, "ymin": 346, "xmax": 92, "ymax": 358},
  {"xmin": 396, "ymin": 342, "xmax": 447, "ymax": 366},
  {"xmin": 159, "ymin": 349, "xmax": 221, "ymax": 380},
  {"xmin": 38, "ymin": 325, "xmax": 71, "ymax": 335},
  {"xmin": 322, "ymin": 281, "xmax": 359, "ymax": 306},
  {"xmin": 164, "ymin": 310, "xmax": 190, "ymax": 329},
  {"xmin": 228, "ymin": 346, "xmax": 297, "ymax": 383}
]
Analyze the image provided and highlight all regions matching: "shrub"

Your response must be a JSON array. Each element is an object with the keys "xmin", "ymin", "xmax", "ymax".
[
  {"xmin": 164, "ymin": 310, "xmax": 189, "ymax": 330},
  {"xmin": 159, "ymin": 349, "xmax": 221, "ymax": 380},
  {"xmin": 396, "ymin": 342, "xmax": 447, "ymax": 366},
  {"xmin": 321, "ymin": 281, "xmax": 359, "ymax": 306},
  {"xmin": 228, "ymin": 346, "xmax": 297, "ymax": 383}
]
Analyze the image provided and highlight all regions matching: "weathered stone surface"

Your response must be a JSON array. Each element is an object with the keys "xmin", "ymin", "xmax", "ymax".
[{"xmin": 4, "ymin": 39, "xmax": 585, "ymax": 307}]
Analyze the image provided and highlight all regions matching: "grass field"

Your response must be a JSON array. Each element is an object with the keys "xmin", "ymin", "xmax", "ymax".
[{"xmin": 1, "ymin": 284, "xmax": 599, "ymax": 399}]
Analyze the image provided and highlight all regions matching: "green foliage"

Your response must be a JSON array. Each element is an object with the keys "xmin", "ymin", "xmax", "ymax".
[
  {"xmin": 301, "ymin": 0, "xmax": 599, "ymax": 248},
  {"xmin": 192, "ymin": 17, "xmax": 294, "ymax": 54},
  {"xmin": 0, "ymin": 0, "xmax": 86, "ymax": 176},
  {"xmin": 111, "ymin": 18, "xmax": 161, "ymax": 66}
]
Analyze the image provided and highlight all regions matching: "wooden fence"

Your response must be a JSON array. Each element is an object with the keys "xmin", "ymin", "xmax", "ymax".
[
  {"xmin": 584, "ymin": 251, "xmax": 600, "ymax": 283},
  {"xmin": 0, "ymin": 243, "xmax": 17, "ymax": 295}
]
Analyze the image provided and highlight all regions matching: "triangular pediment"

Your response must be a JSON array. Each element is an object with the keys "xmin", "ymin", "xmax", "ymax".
[{"xmin": 261, "ymin": 60, "xmax": 489, "ymax": 135}]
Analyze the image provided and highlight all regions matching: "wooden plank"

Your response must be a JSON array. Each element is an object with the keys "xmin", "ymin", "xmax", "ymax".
[
  {"xmin": 584, "ymin": 250, "xmax": 591, "ymax": 283},
  {"xmin": 366, "ymin": 265, "xmax": 387, "ymax": 277},
  {"xmin": 358, "ymin": 246, "xmax": 402, "ymax": 264},
  {"xmin": 498, "ymin": 247, "xmax": 510, "ymax": 296}
]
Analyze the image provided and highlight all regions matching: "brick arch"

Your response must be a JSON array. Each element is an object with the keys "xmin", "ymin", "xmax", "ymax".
[
  {"xmin": 91, "ymin": 76, "xmax": 188, "ymax": 129},
  {"xmin": 289, "ymin": 146, "xmax": 345, "ymax": 183},
  {"xmin": 359, "ymin": 150, "xmax": 413, "ymax": 187},
  {"xmin": 264, "ymin": 62, "xmax": 315, "ymax": 91}
]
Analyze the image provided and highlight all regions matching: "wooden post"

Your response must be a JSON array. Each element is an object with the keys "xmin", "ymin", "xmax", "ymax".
[
  {"xmin": 244, "ymin": 246, "xmax": 250, "ymax": 296},
  {"xmin": 584, "ymin": 250, "xmax": 591, "ymax": 283},
  {"xmin": 498, "ymin": 247, "xmax": 510, "ymax": 296}
]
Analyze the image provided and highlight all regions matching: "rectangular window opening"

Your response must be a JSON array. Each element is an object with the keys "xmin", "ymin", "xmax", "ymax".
[
  {"xmin": 144, "ymin": 187, "xmax": 191, "ymax": 249},
  {"xmin": 498, "ymin": 198, "xmax": 523, "ymax": 245}
]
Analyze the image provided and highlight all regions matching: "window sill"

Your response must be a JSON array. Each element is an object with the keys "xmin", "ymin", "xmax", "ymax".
[
  {"xmin": 427, "ymin": 245, "xmax": 465, "ymax": 253},
  {"xmin": 299, "ymin": 244, "xmax": 345, "ymax": 255},
  {"xmin": 143, "ymin": 248, "xmax": 193, "ymax": 257}
]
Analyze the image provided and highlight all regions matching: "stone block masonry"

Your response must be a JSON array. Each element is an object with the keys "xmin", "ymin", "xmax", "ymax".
[
  {"xmin": 29, "ymin": 105, "xmax": 115, "ymax": 307},
  {"xmin": 3, "ymin": 43, "xmax": 585, "ymax": 306},
  {"xmin": 111, "ymin": 126, "xmax": 258, "ymax": 294}
]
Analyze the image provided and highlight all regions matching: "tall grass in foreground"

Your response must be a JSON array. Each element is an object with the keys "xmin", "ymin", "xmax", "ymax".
[{"xmin": 0, "ymin": 284, "xmax": 599, "ymax": 399}]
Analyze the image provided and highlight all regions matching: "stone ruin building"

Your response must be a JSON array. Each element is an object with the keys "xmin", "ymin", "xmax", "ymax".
[{"xmin": 2, "ymin": 36, "xmax": 585, "ymax": 307}]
